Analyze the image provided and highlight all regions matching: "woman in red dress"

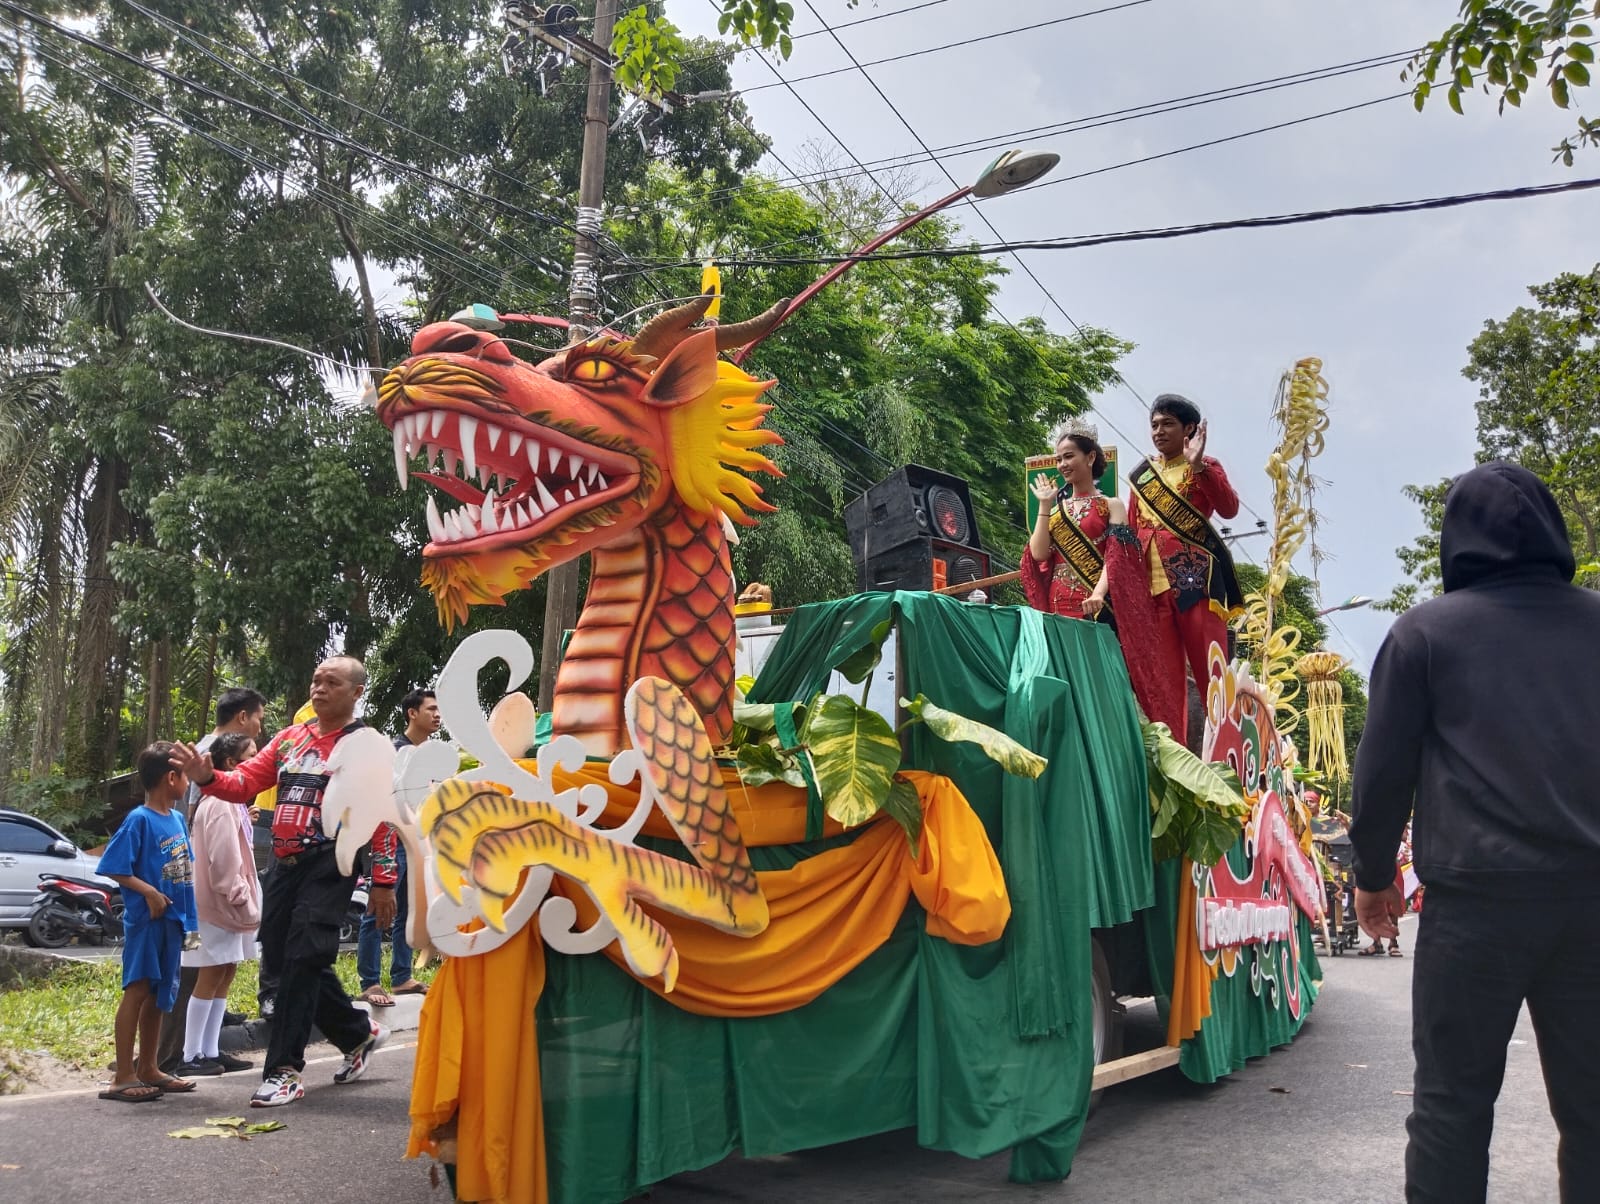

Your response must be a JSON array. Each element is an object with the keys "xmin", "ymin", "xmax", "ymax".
[{"xmin": 1020, "ymin": 419, "xmax": 1189, "ymax": 741}]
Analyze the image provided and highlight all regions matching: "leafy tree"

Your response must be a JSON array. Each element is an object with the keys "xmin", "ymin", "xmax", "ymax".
[
  {"xmin": 1408, "ymin": 2, "xmax": 1600, "ymax": 163},
  {"xmin": 1384, "ymin": 269, "xmax": 1600, "ymax": 612},
  {"xmin": 1375, "ymin": 479, "xmax": 1451, "ymax": 613},
  {"xmin": 0, "ymin": 0, "xmax": 1130, "ymax": 812},
  {"xmin": 603, "ymin": 163, "xmax": 1131, "ymax": 607}
]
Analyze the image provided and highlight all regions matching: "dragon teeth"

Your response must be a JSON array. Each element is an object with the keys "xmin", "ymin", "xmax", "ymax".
[
  {"xmin": 485, "ymin": 424, "xmax": 501, "ymax": 452},
  {"xmin": 430, "ymin": 411, "xmax": 446, "ymax": 438},
  {"xmin": 481, "ymin": 488, "xmax": 498, "ymax": 533},
  {"xmin": 567, "ymin": 451, "xmax": 582, "ymax": 479},
  {"xmin": 508, "ymin": 431, "xmax": 524, "ymax": 456},
  {"xmin": 459, "ymin": 416, "xmax": 479, "ymax": 480},
  {"xmin": 426, "ymin": 495, "xmax": 446, "ymax": 542},
  {"xmin": 525, "ymin": 440, "xmax": 541, "ymax": 473},
  {"xmin": 546, "ymin": 444, "xmax": 561, "ymax": 474},
  {"xmin": 457, "ymin": 507, "xmax": 478, "ymax": 538},
  {"xmin": 442, "ymin": 447, "xmax": 459, "ymax": 478},
  {"xmin": 534, "ymin": 477, "xmax": 558, "ymax": 512},
  {"xmin": 392, "ymin": 426, "xmax": 408, "ymax": 490}
]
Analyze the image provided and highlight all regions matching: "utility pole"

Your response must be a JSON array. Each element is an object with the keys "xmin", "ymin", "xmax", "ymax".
[{"xmin": 538, "ymin": 0, "xmax": 619, "ymax": 711}]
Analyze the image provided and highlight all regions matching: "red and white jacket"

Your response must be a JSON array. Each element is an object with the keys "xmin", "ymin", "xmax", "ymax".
[{"xmin": 205, "ymin": 719, "xmax": 398, "ymax": 886}]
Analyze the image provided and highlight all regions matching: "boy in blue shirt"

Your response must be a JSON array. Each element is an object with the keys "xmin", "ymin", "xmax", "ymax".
[{"xmin": 97, "ymin": 742, "xmax": 199, "ymax": 1102}]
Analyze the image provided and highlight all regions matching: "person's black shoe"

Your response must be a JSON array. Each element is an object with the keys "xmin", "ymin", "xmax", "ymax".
[
  {"xmin": 213, "ymin": 1051, "xmax": 254, "ymax": 1073},
  {"xmin": 173, "ymin": 1056, "xmax": 225, "ymax": 1077},
  {"xmin": 222, "ymin": 1010, "xmax": 247, "ymax": 1027},
  {"xmin": 259, "ymin": 998, "xmax": 275, "ymax": 1020}
]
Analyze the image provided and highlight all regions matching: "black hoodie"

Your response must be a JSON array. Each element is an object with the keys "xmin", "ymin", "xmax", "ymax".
[{"xmin": 1350, "ymin": 462, "xmax": 1600, "ymax": 896}]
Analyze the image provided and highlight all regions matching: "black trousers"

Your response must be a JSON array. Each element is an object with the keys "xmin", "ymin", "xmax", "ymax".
[
  {"xmin": 257, "ymin": 846, "xmax": 371, "ymax": 1076},
  {"xmin": 1408, "ymin": 888, "xmax": 1600, "ymax": 1202}
]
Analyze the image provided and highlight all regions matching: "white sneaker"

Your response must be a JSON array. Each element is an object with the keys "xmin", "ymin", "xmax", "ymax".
[
  {"xmin": 250, "ymin": 1070, "xmax": 304, "ymax": 1107},
  {"xmin": 333, "ymin": 1022, "xmax": 390, "ymax": 1085}
]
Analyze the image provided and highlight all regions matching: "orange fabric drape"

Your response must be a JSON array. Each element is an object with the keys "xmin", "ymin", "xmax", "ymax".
[
  {"xmin": 408, "ymin": 770, "xmax": 1008, "ymax": 1202},
  {"xmin": 570, "ymin": 769, "xmax": 1009, "ymax": 1015},
  {"xmin": 1166, "ymin": 857, "xmax": 1218, "ymax": 1046},
  {"xmin": 407, "ymin": 923, "xmax": 548, "ymax": 1204}
]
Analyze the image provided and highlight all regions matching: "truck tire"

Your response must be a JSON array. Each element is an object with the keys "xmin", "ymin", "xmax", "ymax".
[{"xmin": 1089, "ymin": 938, "xmax": 1125, "ymax": 1112}]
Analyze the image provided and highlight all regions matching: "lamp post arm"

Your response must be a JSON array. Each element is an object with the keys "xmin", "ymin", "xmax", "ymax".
[{"xmin": 730, "ymin": 184, "xmax": 972, "ymax": 365}]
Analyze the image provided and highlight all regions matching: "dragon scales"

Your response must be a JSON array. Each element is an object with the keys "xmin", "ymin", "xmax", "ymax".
[{"xmin": 375, "ymin": 295, "xmax": 788, "ymax": 756}]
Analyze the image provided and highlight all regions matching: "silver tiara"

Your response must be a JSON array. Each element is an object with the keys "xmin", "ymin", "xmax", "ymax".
[{"xmin": 1051, "ymin": 415, "xmax": 1099, "ymax": 444}]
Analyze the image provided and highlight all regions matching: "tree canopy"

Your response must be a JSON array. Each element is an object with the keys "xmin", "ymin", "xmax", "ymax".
[
  {"xmin": 0, "ymin": 1, "xmax": 1129, "ymax": 834},
  {"xmin": 1408, "ymin": 2, "xmax": 1600, "ymax": 162},
  {"xmin": 1383, "ymin": 268, "xmax": 1600, "ymax": 611}
]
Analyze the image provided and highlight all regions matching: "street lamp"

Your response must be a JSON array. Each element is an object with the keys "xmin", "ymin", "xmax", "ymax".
[
  {"xmin": 1316, "ymin": 595, "xmax": 1373, "ymax": 616},
  {"xmin": 730, "ymin": 147, "xmax": 1060, "ymax": 365}
]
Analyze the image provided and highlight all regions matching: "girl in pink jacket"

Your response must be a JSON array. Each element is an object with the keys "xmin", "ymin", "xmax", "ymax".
[{"xmin": 176, "ymin": 732, "xmax": 263, "ymax": 1074}]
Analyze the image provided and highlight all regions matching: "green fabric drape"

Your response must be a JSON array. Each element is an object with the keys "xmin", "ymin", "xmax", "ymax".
[
  {"xmin": 1142, "ymin": 853, "xmax": 1323, "ymax": 1084},
  {"xmin": 532, "ymin": 593, "xmax": 1157, "ymax": 1201}
]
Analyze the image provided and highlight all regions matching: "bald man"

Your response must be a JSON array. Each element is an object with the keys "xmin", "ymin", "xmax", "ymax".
[{"xmin": 173, "ymin": 657, "xmax": 395, "ymax": 1108}]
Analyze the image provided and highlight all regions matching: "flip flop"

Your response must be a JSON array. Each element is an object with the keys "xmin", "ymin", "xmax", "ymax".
[
  {"xmin": 99, "ymin": 1082, "xmax": 162, "ymax": 1103},
  {"xmin": 359, "ymin": 986, "xmax": 396, "ymax": 1007},
  {"xmin": 142, "ymin": 1074, "xmax": 196, "ymax": 1094},
  {"xmin": 1389, "ymin": 948, "xmax": 1404, "ymax": 957},
  {"xmin": 391, "ymin": 981, "xmax": 429, "ymax": 997},
  {"xmin": 1358, "ymin": 945, "xmax": 1383, "ymax": 956}
]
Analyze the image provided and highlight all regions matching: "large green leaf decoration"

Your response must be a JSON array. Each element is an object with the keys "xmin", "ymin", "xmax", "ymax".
[
  {"xmin": 807, "ymin": 694, "xmax": 901, "ymax": 828},
  {"xmin": 880, "ymin": 773, "xmax": 924, "ymax": 858},
  {"xmin": 900, "ymin": 694, "xmax": 1048, "ymax": 778},
  {"xmin": 736, "ymin": 741, "xmax": 807, "ymax": 789},
  {"xmin": 732, "ymin": 699, "xmax": 786, "ymax": 735},
  {"xmin": 1142, "ymin": 721, "xmax": 1251, "ymax": 866},
  {"xmin": 834, "ymin": 618, "xmax": 895, "ymax": 684}
]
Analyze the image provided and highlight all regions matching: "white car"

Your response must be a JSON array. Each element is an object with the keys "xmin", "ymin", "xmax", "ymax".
[{"xmin": 0, "ymin": 809, "xmax": 116, "ymax": 931}]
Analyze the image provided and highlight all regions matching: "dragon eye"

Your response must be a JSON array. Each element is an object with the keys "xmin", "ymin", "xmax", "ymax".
[{"xmin": 568, "ymin": 357, "xmax": 619, "ymax": 383}]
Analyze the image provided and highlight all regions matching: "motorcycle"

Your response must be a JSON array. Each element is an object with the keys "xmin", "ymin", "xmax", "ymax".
[
  {"xmin": 24, "ymin": 873, "xmax": 123, "ymax": 949},
  {"xmin": 340, "ymin": 876, "xmax": 371, "ymax": 945}
]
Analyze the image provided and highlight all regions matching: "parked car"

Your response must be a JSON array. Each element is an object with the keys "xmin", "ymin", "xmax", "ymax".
[{"xmin": 0, "ymin": 809, "xmax": 117, "ymax": 933}]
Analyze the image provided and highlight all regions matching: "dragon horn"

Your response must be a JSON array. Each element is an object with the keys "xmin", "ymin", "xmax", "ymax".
[
  {"xmin": 714, "ymin": 298, "xmax": 791, "ymax": 353},
  {"xmin": 630, "ymin": 293, "xmax": 716, "ymax": 359}
]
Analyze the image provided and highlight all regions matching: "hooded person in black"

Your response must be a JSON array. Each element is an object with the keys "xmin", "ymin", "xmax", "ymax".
[{"xmin": 1350, "ymin": 461, "xmax": 1600, "ymax": 1204}]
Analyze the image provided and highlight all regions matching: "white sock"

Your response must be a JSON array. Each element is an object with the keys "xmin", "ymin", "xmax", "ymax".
[
  {"xmin": 183, "ymin": 994, "xmax": 211, "ymax": 1062},
  {"xmin": 201, "ymin": 995, "xmax": 228, "ymax": 1059}
]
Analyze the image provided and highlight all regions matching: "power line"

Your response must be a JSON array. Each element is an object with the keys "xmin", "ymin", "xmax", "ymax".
[
  {"xmin": 110, "ymin": 0, "xmax": 579, "ymax": 218},
  {"xmin": 707, "ymin": 4, "xmax": 1091, "ymax": 556},
  {"xmin": 792, "ymin": 0, "xmax": 1266, "ymax": 538},
  {"xmin": 13, "ymin": 25, "xmax": 571, "ymax": 316},
  {"xmin": 0, "ymin": 1, "xmax": 584, "ymax": 241},
  {"xmin": 737, "ymin": 1, "xmax": 1157, "ymax": 94},
  {"xmin": 694, "ymin": 48, "xmax": 1417, "ymax": 203},
  {"xmin": 607, "ymin": 174, "xmax": 1600, "ymax": 268}
]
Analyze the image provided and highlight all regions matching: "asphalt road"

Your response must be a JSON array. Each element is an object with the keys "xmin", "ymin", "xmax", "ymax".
[{"xmin": 0, "ymin": 915, "xmax": 1564, "ymax": 1202}]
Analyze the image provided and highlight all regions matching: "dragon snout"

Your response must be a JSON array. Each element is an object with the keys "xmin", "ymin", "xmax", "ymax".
[{"xmin": 412, "ymin": 321, "xmax": 514, "ymax": 364}]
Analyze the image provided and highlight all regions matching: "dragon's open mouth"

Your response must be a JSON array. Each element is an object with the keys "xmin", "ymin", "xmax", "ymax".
[{"xmin": 390, "ymin": 407, "xmax": 640, "ymax": 550}]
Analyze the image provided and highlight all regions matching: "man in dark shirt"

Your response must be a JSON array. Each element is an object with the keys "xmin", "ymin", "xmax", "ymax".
[
  {"xmin": 174, "ymin": 656, "xmax": 396, "ymax": 1107},
  {"xmin": 1350, "ymin": 463, "xmax": 1600, "ymax": 1202},
  {"xmin": 356, "ymin": 687, "xmax": 440, "ymax": 1005}
]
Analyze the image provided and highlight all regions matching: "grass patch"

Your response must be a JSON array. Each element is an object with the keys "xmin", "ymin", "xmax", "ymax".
[{"xmin": 0, "ymin": 947, "xmax": 435, "ymax": 1075}]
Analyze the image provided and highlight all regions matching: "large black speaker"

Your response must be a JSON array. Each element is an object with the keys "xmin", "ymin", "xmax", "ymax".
[
  {"xmin": 855, "ymin": 539, "xmax": 992, "ymax": 594},
  {"xmin": 844, "ymin": 466, "xmax": 989, "ymax": 595}
]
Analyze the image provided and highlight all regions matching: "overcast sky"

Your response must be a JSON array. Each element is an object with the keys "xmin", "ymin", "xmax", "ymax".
[{"xmin": 665, "ymin": 0, "xmax": 1599, "ymax": 672}]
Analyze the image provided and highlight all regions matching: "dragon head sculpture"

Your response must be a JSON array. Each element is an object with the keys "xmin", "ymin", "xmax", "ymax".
[
  {"xmin": 376, "ymin": 295, "xmax": 789, "ymax": 753},
  {"xmin": 376, "ymin": 295, "xmax": 786, "ymax": 622}
]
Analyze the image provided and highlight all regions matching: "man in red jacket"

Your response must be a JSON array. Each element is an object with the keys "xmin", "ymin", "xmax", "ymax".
[
  {"xmin": 173, "ymin": 656, "xmax": 397, "ymax": 1108},
  {"xmin": 1126, "ymin": 394, "xmax": 1246, "ymax": 698}
]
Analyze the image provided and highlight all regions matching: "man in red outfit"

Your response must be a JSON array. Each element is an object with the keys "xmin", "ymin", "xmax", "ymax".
[{"xmin": 1126, "ymin": 394, "xmax": 1246, "ymax": 698}]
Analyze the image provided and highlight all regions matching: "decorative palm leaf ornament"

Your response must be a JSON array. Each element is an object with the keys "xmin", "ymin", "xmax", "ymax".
[{"xmin": 1234, "ymin": 357, "xmax": 1333, "ymax": 733}]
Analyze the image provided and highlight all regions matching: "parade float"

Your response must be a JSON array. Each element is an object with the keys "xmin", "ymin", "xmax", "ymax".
[{"xmin": 324, "ymin": 289, "xmax": 1330, "ymax": 1203}]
